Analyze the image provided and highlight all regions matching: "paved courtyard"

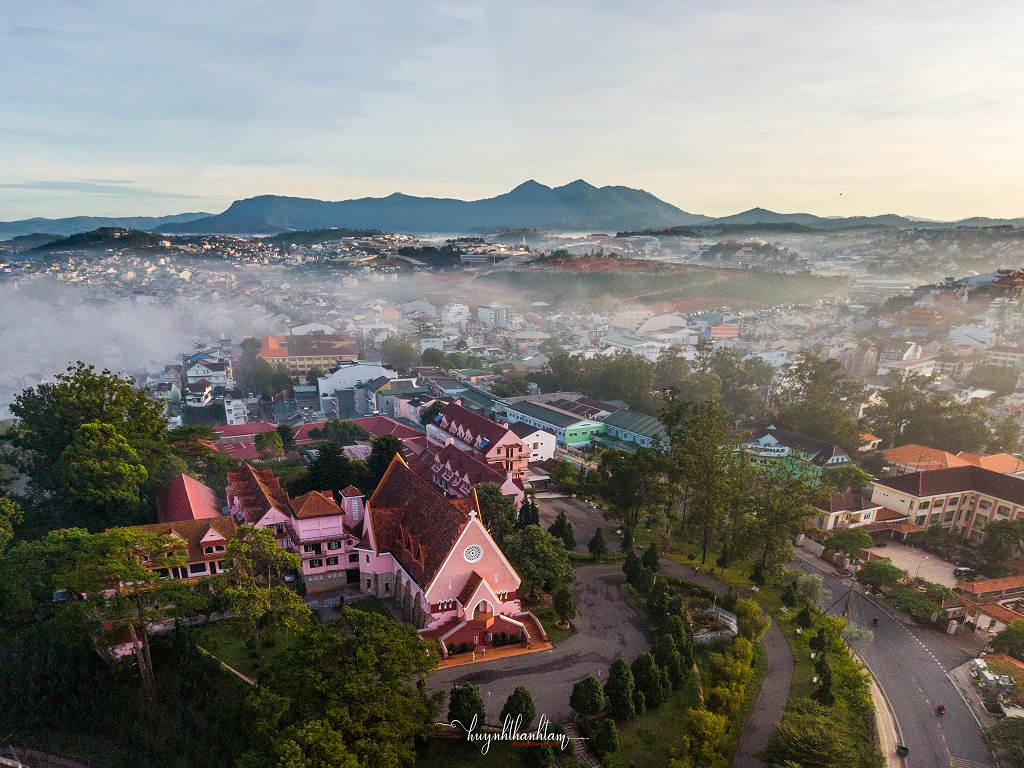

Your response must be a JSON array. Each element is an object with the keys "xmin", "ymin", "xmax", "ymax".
[
  {"xmin": 428, "ymin": 563, "xmax": 651, "ymax": 725},
  {"xmin": 536, "ymin": 495, "xmax": 606, "ymax": 553},
  {"xmin": 866, "ymin": 541, "xmax": 958, "ymax": 587}
]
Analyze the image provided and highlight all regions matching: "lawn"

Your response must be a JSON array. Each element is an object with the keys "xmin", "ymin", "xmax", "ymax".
[
  {"xmin": 347, "ymin": 595, "xmax": 390, "ymax": 617},
  {"xmin": 606, "ymin": 674, "xmax": 702, "ymax": 768},
  {"xmin": 193, "ymin": 617, "xmax": 303, "ymax": 680},
  {"xmin": 532, "ymin": 604, "xmax": 573, "ymax": 644}
]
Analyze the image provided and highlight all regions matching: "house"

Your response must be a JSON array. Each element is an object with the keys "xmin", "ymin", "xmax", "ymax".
[
  {"xmin": 223, "ymin": 389, "xmax": 249, "ymax": 426},
  {"xmin": 156, "ymin": 474, "xmax": 222, "ymax": 523},
  {"xmin": 127, "ymin": 516, "xmax": 237, "ymax": 580},
  {"xmin": 602, "ymin": 409, "xmax": 668, "ymax": 451},
  {"xmin": 882, "ymin": 444, "xmax": 1024, "ymax": 476},
  {"xmin": 601, "ymin": 333, "xmax": 665, "ymax": 361},
  {"xmin": 813, "ymin": 492, "xmax": 888, "ymax": 531},
  {"xmin": 185, "ymin": 379, "xmax": 213, "ymax": 408},
  {"xmin": 359, "ymin": 455, "xmax": 542, "ymax": 653},
  {"xmin": 409, "ymin": 444, "xmax": 524, "ymax": 508},
  {"xmin": 955, "ymin": 574, "xmax": 1024, "ymax": 604},
  {"xmin": 183, "ymin": 356, "xmax": 233, "ymax": 389},
  {"xmin": 504, "ymin": 400, "xmax": 605, "ymax": 448},
  {"xmin": 477, "ymin": 303, "xmax": 514, "ymax": 329},
  {"xmin": 426, "ymin": 402, "xmax": 528, "ymax": 479},
  {"xmin": 226, "ymin": 463, "xmax": 295, "ymax": 547},
  {"xmin": 871, "ymin": 466, "xmax": 1024, "ymax": 543},
  {"xmin": 289, "ymin": 489, "xmax": 364, "ymax": 595},
  {"xmin": 509, "ymin": 422, "xmax": 557, "ymax": 462},
  {"xmin": 735, "ymin": 426, "xmax": 851, "ymax": 484},
  {"xmin": 318, "ymin": 361, "xmax": 398, "ymax": 412}
]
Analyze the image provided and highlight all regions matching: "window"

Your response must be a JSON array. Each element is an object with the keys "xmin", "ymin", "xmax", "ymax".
[
  {"xmin": 215, "ymin": 545, "xmax": 225, "ymax": 552},
  {"xmin": 948, "ymin": 497, "xmax": 959, "ymax": 505},
  {"xmin": 326, "ymin": 556, "xmax": 339, "ymax": 566},
  {"xmin": 203, "ymin": 546, "xmax": 214, "ymax": 554},
  {"xmin": 303, "ymin": 544, "xmax": 316, "ymax": 553},
  {"xmin": 189, "ymin": 563, "xmax": 207, "ymax": 574},
  {"xmin": 310, "ymin": 559, "xmax": 323, "ymax": 568},
  {"xmin": 349, "ymin": 553, "xmax": 359, "ymax": 563},
  {"xmin": 327, "ymin": 541, "xmax": 341, "ymax": 550},
  {"xmin": 919, "ymin": 501, "xmax": 930, "ymax": 510}
]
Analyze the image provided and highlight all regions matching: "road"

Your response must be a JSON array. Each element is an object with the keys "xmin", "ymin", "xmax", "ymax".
[
  {"xmin": 429, "ymin": 564, "xmax": 651, "ymax": 724},
  {"xmin": 792, "ymin": 552, "xmax": 995, "ymax": 768}
]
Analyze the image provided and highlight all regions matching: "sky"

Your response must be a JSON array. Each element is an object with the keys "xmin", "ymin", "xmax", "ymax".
[{"xmin": 3, "ymin": 0, "xmax": 1024, "ymax": 221}]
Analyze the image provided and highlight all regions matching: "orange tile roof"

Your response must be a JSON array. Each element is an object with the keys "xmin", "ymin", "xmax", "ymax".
[
  {"xmin": 291, "ymin": 490, "xmax": 342, "ymax": 519},
  {"xmin": 226, "ymin": 463, "xmax": 291, "ymax": 523},
  {"xmin": 127, "ymin": 516, "xmax": 236, "ymax": 563},
  {"xmin": 957, "ymin": 452, "xmax": 1024, "ymax": 474},
  {"xmin": 961, "ymin": 599, "xmax": 1024, "ymax": 626},
  {"xmin": 156, "ymin": 474, "xmax": 222, "ymax": 523},
  {"xmin": 958, "ymin": 574, "xmax": 1024, "ymax": 595},
  {"xmin": 882, "ymin": 444, "xmax": 967, "ymax": 472}
]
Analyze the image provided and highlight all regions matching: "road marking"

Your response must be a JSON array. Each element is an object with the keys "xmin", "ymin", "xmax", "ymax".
[{"xmin": 949, "ymin": 758, "xmax": 996, "ymax": 768}]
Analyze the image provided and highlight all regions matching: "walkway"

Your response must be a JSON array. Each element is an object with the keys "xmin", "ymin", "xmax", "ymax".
[{"xmin": 658, "ymin": 559, "xmax": 794, "ymax": 768}]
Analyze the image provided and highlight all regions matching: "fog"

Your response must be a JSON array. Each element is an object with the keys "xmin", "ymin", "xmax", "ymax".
[{"xmin": 0, "ymin": 278, "xmax": 274, "ymax": 416}]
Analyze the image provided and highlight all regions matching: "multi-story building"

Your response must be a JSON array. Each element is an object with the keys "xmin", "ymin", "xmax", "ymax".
[
  {"xmin": 129, "ymin": 516, "xmax": 236, "ymax": 581},
  {"xmin": 409, "ymin": 444, "xmax": 524, "ymax": 508},
  {"xmin": 258, "ymin": 334, "xmax": 358, "ymax": 375},
  {"xmin": 477, "ymin": 303, "xmax": 513, "ymax": 329},
  {"xmin": 735, "ymin": 426, "xmax": 851, "ymax": 484},
  {"xmin": 426, "ymin": 402, "xmax": 528, "ymax": 479},
  {"xmin": 871, "ymin": 466, "xmax": 1024, "ymax": 543},
  {"xmin": 504, "ymin": 400, "xmax": 605, "ymax": 448}
]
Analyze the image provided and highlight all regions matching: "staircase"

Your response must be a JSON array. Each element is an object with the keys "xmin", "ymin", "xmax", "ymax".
[
  {"xmin": 419, "ymin": 615, "xmax": 463, "ymax": 643},
  {"xmin": 514, "ymin": 611, "xmax": 549, "ymax": 644},
  {"xmin": 563, "ymin": 723, "xmax": 601, "ymax": 767}
]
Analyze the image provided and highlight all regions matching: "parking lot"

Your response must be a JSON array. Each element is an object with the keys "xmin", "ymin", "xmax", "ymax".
[
  {"xmin": 866, "ymin": 541, "xmax": 959, "ymax": 587},
  {"xmin": 536, "ymin": 495, "xmax": 606, "ymax": 553}
]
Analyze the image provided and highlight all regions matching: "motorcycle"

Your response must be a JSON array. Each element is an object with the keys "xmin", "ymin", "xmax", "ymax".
[{"xmin": 936, "ymin": 704, "xmax": 945, "ymax": 716}]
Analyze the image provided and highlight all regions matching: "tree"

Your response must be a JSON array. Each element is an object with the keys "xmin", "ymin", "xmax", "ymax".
[
  {"xmin": 991, "ymin": 620, "xmax": 1024, "ymax": 661},
  {"xmin": 518, "ymin": 494, "xmax": 541, "ymax": 528},
  {"xmin": 812, "ymin": 654, "xmax": 835, "ymax": 706},
  {"xmin": 276, "ymin": 424, "xmax": 296, "ymax": 452},
  {"xmin": 475, "ymin": 483, "xmax": 517, "ymax": 546},
  {"xmin": 448, "ymin": 683, "xmax": 485, "ymax": 733},
  {"xmin": 735, "ymin": 465, "xmax": 816, "ymax": 580},
  {"xmin": 419, "ymin": 399, "xmax": 446, "ymax": 425},
  {"xmin": 504, "ymin": 525, "xmax": 575, "ymax": 599},
  {"xmin": 500, "ymin": 685, "xmax": 536, "ymax": 729},
  {"xmin": 822, "ymin": 464, "xmax": 874, "ymax": 493},
  {"xmin": 420, "ymin": 348, "xmax": 447, "ymax": 368},
  {"xmin": 675, "ymin": 707, "xmax": 730, "ymax": 768},
  {"xmin": 733, "ymin": 598, "xmax": 770, "ymax": 641},
  {"xmin": 826, "ymin": 528, "xmax": 875, "ymax": 561},
  {"xmin": 10, "ymin": 362, "xmax": 167, "ymax": 491},
  {"xmin": 588, "ymin": 527, "xmax": 608, "ymax": 562},
  {"xmin": 548, "ymin": 460, "xmax": 580, "ymax": 496},
  {"xmin": 553, "ymin": 587, "xmax": 576, "ymax": 626},
  {"xmin": 984, "ymin": 716, "xmax": 1024, "ymax": 768},
  {"xmin": 758, "ymin": 699, "xmax": 866, "ymax": 768},
  {"xmin": 379, "ymin": 336, "xmax": 419, "ymax": 375},
  {"xmin": 662, "ymin": 397, "xmax": 732, "ymax": 564},
  {"xmin": 254, "ymin": 430, "xmax": 284, "ymax": 458},
  {"xmin": 596, "ymin": 448, "xmax": 666, "ymax": 529},
  {"xmin": 631, "ymin": 652, "xmax": 668, "ymax": 709},
  {"xmin": 642, "ymin": 542, "xmax": 660, "ymax": 572},
  {"xmin": 367, "ymin": 434, "xmax": 403, "ymax": 490},
  {"xmin": 570, "ymin": 675, "xmax": 605, "ymax": 718},
  {"xmin": 620, "ymin": 524, "xmax": 635, "ymax": 553},
  {"xmin": 307, "ymin": 442, "xmax": 354, "ymax": 496},
  {"xmin": 547, "ymin": 509, "xmax": 576, "ymax": 551},
  {"xmin": 241, "ymin": 608, "xmax": 439, "ymax": 768},
  {"xmin": 604, "ymin": 659, "xmax": 636, "ymax": 720},
  {"xmin": 57, "ymin": 421, "xmax": 149, "ymax": 528},
  {"xmin": 773, "ymin": 351, "xmax": 865, "ymax": 456},
  {"xmin": 855, "ymin": 560, "xmax": 905, "ymax": 591},
  {"xmin": 654, "ymin": 633, "xmax": 688, "ymax": 690},
  {"xmin": 795, "ymin": 573, "xmax": 830, "ymax": 605},
  {"xmin": 0, "ymin": 494, "xmax": 23, "ymax": 553},
  {"xmin": 841, "ymin": 626, "xmax": 874, "ymax": 651},
  {"xmin": 224, "ymin": 526, "xmax": 309, "ymax": 664},
  {"xmin": 56, "ymin": 527, "xmax": 187, "ymax": 699},
  {"xmin": 307, "ymin": 419, "xmax": 371, "ymax": 445},
  {"xmin": 987, "ymin": 416, "xmax": 1022, "ymax": 454},
  {"xmin": 590, "ymin": 717, "xmax": 618, "ymax": 759},
  {"xmin": 976, "ymin": 519, "xmax": 1024, "ymax": 575}
]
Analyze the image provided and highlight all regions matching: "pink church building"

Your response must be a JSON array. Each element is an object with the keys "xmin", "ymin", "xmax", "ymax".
[
  {"xmin": 425, "ymin": 402, "xmax": 529, "ymax": 480},
  {"xmin": 358, "ymin": 454, "xmax": 545, "ymax": 654}
]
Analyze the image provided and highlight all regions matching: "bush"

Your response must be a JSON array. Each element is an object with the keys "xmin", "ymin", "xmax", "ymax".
[{"xmin": 491, "ymin": 631, "xmax": 523, "ymax": 647}]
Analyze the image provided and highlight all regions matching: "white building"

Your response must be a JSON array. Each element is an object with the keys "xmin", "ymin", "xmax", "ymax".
[
  {"xmin": 318, "ymin": 362, "xmax": 398, "ymax": 406},
  {"xmin": 442, "ymin": 303, "xmax": 472, "ymax": 330},
  {"xmin": 223, "ymin": 390, "xmax": 249, "ymax": 426},
  {"xmin": 509, "ymin": 422, "xmax": 558, "ymax": 462}
]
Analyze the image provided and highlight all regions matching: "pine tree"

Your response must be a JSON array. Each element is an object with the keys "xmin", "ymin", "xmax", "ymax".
[{"xmin": 588, "ymin": 527, "xmax": 608, "ymax": 561}]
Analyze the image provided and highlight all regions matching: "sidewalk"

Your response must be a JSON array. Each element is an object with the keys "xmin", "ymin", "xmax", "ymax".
[
  {"xmin": 948, "ymin": 661, "xmax": 1000, "ymax": 730},
  {"xmin": 435, "ymin": 640, "xmax": 554, "ymax": 670},
  {"xmin": 859, "ymin": 654, "xmax": 904, "ymax": 768}
]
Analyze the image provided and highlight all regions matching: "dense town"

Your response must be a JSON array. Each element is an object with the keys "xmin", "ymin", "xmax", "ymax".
[{"xmin": 1, "ymin": 230, "xmax": 1024, "ymax": 768}]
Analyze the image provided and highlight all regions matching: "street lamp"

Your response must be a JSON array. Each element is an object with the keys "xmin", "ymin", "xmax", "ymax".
[{"xmin": 915, "ymin": 556, "xmax": 929, "ymax": 580}]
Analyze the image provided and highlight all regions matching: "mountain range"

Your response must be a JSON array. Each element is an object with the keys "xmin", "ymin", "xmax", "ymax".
[{"xmin": 2, "ymin": 181, "xmax": 1023, "ymax": 240}]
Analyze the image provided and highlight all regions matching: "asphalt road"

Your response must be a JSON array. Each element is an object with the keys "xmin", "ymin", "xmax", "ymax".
[
  {"xmin": 536, "ymin": 496, "xmax": 604, "ymax": 554},
  {"xmin": 429, "ymin": 564, "xmax": 651, "ymax": 725},
  {"xmin": 792, "ymin": 552, "xmax": 995, "ymax": 768}
]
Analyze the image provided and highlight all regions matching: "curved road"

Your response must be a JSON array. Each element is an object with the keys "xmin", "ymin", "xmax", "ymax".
[
  {"xmin": 430, "ymin": 564, "xmax": 652, "ymax": 724},
  {"xmin": 658, "ymin": 560, "xmax": 794, "ymax": 768},
  {"xmin": 792, "ymin": 552, "xmax": 994, "ymax": 768}
]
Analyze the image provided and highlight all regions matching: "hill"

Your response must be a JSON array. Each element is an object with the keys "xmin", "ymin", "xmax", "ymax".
[
  {"xmin": 0, "ymin": 212, "xmax": 211, "ymax": 240},
  {"xmin": 0, "ymin": 232, "xmax": 64, "ymax": 253},
  {"xmin": 158, "ymin": 180, "xmax": 712, "ymax": 234},
  {"xmin": 31, "ymin": 227, "xmax": 168, "ymax": 253}
]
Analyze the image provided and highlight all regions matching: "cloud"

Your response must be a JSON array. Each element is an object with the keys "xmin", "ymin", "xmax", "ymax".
[{"xmin": 0, "ymin": 180, "xmax": 200, "ymax": 199}]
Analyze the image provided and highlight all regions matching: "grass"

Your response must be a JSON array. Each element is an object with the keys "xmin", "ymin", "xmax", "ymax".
[
  {"xmin": 606, "ymin": 674, "xmax": 702, "ymax": 768},
  {"xmin": 415, "ymin": 738, "xmax": 524, "ymax": 768},
  {"xmin": 347, "ymin": 595, "xmax": 390, "ymax": 617},
  {"xmin": 533, "ymin": 605, "xmax": 573, "ymax": 644},
  {"xmin": 194, "ymin": 617, "xmax": 302, "ymax": 680}
]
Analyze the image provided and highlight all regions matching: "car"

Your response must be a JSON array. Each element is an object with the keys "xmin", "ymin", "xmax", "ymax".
[{"xmin": 953, "ymin": 566, "xmax": 975, "ymax": 578}]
